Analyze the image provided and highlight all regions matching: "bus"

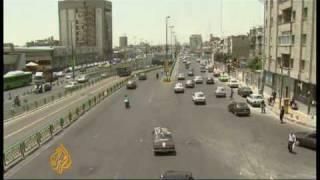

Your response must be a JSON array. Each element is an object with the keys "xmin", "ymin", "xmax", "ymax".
[
  {"xmin": 116, "ymin": 63, "xmax": 132, "ymax": 77},
  {"xmin": 4, "ymin": 71, "xmax": 32, "ymax": 90}
]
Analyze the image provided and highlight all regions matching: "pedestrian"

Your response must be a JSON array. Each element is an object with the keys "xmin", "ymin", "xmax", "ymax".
[
  {"xmin": 272, "ymin": 91, "xmax": 277, "ymax": 102},
  {"xmin": 261, "ymin": 100, "xmax": 266, "ymax": 113},
  {"xmin": 288, "ymin": 132, "xmax": 297, "ymax": 153},
  {"xmin": 230, "ymin": 88, "xmax": 234, "ymax": 99},
  {"xmin": 280, "ymin": 106, "xmax": 285, "ymax": 124}
]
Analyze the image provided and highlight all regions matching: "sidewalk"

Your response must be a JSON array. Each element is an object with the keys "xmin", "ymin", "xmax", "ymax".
[{"xmin": 229, "ymin": 70, "xmax": 316, "ymax": 130}]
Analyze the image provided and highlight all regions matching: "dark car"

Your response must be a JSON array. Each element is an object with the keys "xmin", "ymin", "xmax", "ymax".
[
  {"xmin": 138, "ymin": 73, "xmax": 147, "ymax": 80},
  {"xmin": 126, "ymin": 80, "xmax": 137, "ymax": 89},
  {"xmin": 160, "ymin": 170, "xmax": 194, "ymax": 180},
  {"xmin": 187, "ymin": 71, "xmax": 194, "ymax": 76},
  {"xmin": 238, "ymin": 86, "xmax": 253, "ymax": 97},
  {"xmin": 152, "ymin": 127, "xmax": 176, "ymax": 155},
  {"xmin": 206, "ymin": 77, "xmax": 214, "ymax": 84},
  {"xmin": 185, "ymin": 80, "xmax": 195, "ymax": 88},
  {"xmin": 43, "ymin": 83, "xmax": 52, "ymax": 92},
  {"xmin": 228, "ymin": 102, "xmax": 251, "ymax": 116},
  {"xmin": 295, "ymin": 131, "xmax": 316, "ymax": 150},
  {"xmin": 213, "ymin": 71, "xmax": 220, "ymax": 77},
  {"xmin": 200, "ymin": 67, "xmax": 206, "ymax": 73}
]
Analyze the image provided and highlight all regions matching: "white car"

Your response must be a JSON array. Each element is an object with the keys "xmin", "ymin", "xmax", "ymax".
[
  {"xmin": 65, "ymin": 74, "xmax": 72, "ymax": 79},
  {"xmin": 192, "ymin": 91, "xmax": 206, "ymax": 104},
  {"xmin": 174, "ymin": 83, "xmax": 184, "ymax": 93},
  {"xmin": 186, "ymin": 61, "xmax": 191, "ymax": 65},
  {"xmin": 177, "ymin": 73, "xmax": 185, "ymax": 80},
  {"xmin": 64, "ymin": 81, "xmax": 77, "ymax": 90},
  {"xmin": 182, "ymin": 59, "xmax": 187, "ymax": 63},
  {"xmin": 246, "ymin": 94, "xmax": 264, "ymax": 107},
  {"xmin": 194, "ymin": 76, "xmax": 203, "ymax": 84},
  {"xmin": 215, "ymin": 86, "xmax": 226, "ymax": 97},
  {"xmin": 228, "ymin": 79, "xmax": 239, "ymax": 88},
  {"xmin": 77, "ymin": 75, "xmax": 89, "ymax": 83}
]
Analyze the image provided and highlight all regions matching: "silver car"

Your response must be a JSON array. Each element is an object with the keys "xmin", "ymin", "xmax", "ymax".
[
  {"xmin": 215, "ymin": 86, "xmax": 226, "ymax": 97},
  {"xmin": 194, "ymin": 76, "xmax": 203, "ymax": 84}
]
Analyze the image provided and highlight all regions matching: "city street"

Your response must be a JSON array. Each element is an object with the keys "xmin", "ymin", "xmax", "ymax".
[{"xmin": 5, "ymin": 58, "xmax": 316, "ymax": 179}]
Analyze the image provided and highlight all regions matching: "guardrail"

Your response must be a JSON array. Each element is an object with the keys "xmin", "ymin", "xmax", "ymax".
[
  {"xmin": 4, "ymin": 62, "xmax": 153, "ymax": 121},
  {"xmin": 3, "ymin": 65, "xmax": 162, "ymax": 172}
]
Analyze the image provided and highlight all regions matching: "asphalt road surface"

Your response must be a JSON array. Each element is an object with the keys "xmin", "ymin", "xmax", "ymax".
[{"xmin": 5, "ymin": 58, "xmax": 316, "ymax": 179}]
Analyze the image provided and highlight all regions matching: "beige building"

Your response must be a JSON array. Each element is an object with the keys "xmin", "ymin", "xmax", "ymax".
[
  {"xmin": 189, "ymin": 34, "xmax": 202, "ymax": 52},
  {"xmin": 264, "ymin": 0, "xmax": 316, "ymax": 105},
  {"xmin": 119, "ymin": 36, "xmax": 128, "ymax": 48},
  {"xmin": 58, "ymin": 0, "xmax": 112, "ymax": 60},
  {"xmin": 249, "ymin": 26, "xmax": 264, "ymax": 58}
]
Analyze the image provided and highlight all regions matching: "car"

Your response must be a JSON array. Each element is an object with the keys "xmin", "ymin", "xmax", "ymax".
[
  {"xmin": 238, "ymin": 86, "xmax": 253, "ymax": 97},
  {"xmin": 64, "ymin": 81, "xmax": 77, "ymax": 90},
  {"xmin": 126, "ymin": 80, "xmax": 137, "ymax": 89},
  {"xmin": 174, "ymin": 83, "xmax": 184, "ymax": 93},
  {"xmin": 295, "ymin": 131, "xmax": 316, "ymax": 150},
  {"xmin": 228, "ymin": 79, "xmax": 239, "ymax": 88},
  {"xmin": 65, "ymin": 74, "xmax": 72, "ymax": 79},
  {"xmin": 228, "ymin": 102, "xmax": 251, "ymax": 116},
  {"xmin": 186, "ymin": 61, "xmax": 191, "ymax": 65},
  {"xmin": 196, "ymin": 58, "xmax": 201, "ymax": 63},
  {"xmin": 187, "ymin": 70, "xmax": 194, "ymax": 76},
  {"xmin": 185, "ymin": 80, "xmax": 195, "ymax": 88},
  {"xmin": 182, "ymin": 59, "xmax": 187, "ymax": 63},
  {"xmin": 77, "ymin": 75, "xmax": 89, "ymax": 83},
  {"xmin": 194, "ymin": 76, "xmax": 203, "ymax": 84},
  {"xmin": 160, "ymin": 170, "xmax": 194, "ymax": 180},
  {"xmin": 206, "ymin": 76, "xmax": 214, "ymax": 84},
  {"xmin": 138, "ymin": 73, "xmax": 147, "ymax": 80},
  {"xmin": 200, "ymin": 67, "xmax": 206, "ymax": 73},
  {"xmin": 56, "ymin": 71, "xmax": 65, "ymax": 77},
  {"xmin": 43, "ymin": 83, "xmax": 52, "ymax": 92},
  {"xmin": 213, "ymin": 70, "xmax": 220, "ymax": 77},
  {"xmin": 218, "ymin": 74, "xmax": 229, "ymax": 82},
  {"xmin": 215, "ymin": 86, "xmax": 226, "ymax": 97},
  {"xmin": 101, "ymin": 73, "xmax": 107, "ymax": 77},
  {"xmin": 192, "ymin": 91, "xmax": 206, "ymax": 104},
  {"xmin": 246, "ymin": 94, "xmax": 264, "ymax": 107},
  {"xmin": 177, "ymin": 73, "xmax": 185, "ymax": 80},
  {"xmin": 152, "ymin": 127, "xmax": 176, "ymax": 155}
]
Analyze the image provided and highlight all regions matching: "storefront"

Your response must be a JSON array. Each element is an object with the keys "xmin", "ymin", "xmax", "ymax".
[{"xmin": 294, "ymin": 80, "xmax": 316, "ymax": 105}]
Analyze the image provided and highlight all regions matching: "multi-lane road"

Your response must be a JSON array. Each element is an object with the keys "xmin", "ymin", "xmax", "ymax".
[{"xmin": 4, "ymin": 58, "xmax": 316, "ymax": 179}]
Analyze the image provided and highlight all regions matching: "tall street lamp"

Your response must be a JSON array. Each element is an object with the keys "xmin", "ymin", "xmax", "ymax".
[
  {"xmin": 69, "ymin": 20, "xmax": 76, "ymax": 80},
  {"xmin": 165, "ymin": 16, "xmax": 170, "ymax": 78},
  {"xmin": 169, "ymin": 26, "xmax": 174, "ymax": 62}
]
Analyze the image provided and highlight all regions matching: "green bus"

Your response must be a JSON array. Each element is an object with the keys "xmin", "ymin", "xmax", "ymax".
[
  {"xmin": 116, "ymin": 63, "xmax": 132, "ymax": 77},
  {"xmin": 4, "ymin": 71, "xmax": 32, "ymax": 90}
]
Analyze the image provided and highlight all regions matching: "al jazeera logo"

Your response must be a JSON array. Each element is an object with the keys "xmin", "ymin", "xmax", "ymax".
[{"xmin": 50, "ymin": 144, "xmax": 72, "ymax": 174}]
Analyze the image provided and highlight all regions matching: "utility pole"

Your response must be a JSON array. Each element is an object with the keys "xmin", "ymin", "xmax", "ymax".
[
  {"xmin": 165, "ymin": 16, "xmax": 170, "ymax": 79},
  {"xmin": 69, "ymin": 20, "xmax": 75, "ymax": 80}
]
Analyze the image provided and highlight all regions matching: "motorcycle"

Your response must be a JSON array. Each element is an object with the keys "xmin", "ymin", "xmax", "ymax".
[{"xmin": 124, "ymin": 99, "xmax": 130, "ymax": 108}]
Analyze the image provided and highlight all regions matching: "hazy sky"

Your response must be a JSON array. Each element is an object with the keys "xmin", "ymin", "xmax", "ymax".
[{"xmin": 4, "ymin": 0, "xmax": 264, "ymax": 47}]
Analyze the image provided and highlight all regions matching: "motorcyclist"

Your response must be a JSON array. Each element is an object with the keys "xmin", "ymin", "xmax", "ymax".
[{"xmin": 124, "ymin": 95, "xmax": 130, "ymax": 108}]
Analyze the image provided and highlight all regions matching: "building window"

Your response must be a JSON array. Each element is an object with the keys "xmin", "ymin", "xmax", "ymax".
[
  {"xmin": 278, "ymin": 31, "xmax": 293, "ymax": 45},
  {"xmin": 303, "ymin": 7, "xmax": 308, "ymax": 20},
  {"xmin": 300, "ymin": 60, "xmax": 305, "ymax": 71},
  {"xmin": 302, "ymin": 34, "xmax": 307, "ymax": 46},
  {"xmin": 282, "ymin": 8, "xmax": 292, "ymax": 24},
  {"xmin": 277, "ymin": 57, "xmax": 282, "ymax": 66},
  {"xmin": 291, "ymin": 35, "xmax": 295, "ymax": 44},
  {"xmin": 292, "ymin": 10, "xmax": 296, "ymax": 22},
  {"xmin": 290, "ymin": 58, "xmax": 294, "ymax": 68}
]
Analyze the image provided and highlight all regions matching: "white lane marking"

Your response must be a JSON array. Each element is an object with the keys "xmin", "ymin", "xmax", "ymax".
[
  {"xmin": 4, "ymin": 77, "xmax": 117, "ymax": 126},
  {"xmin": 4, "ymin": 77, "xmax": 121, "ymax": 140}
]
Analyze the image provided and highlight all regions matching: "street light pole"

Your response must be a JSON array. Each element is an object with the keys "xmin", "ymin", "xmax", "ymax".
[
  {"xmin": 69, "ymin": 20, "xmax": 76, "ymax": 80},
  {"xmin": 169, "ymin": 26, "xmax": 174, "ymax": 61},
  {"xmin": 165, "ymin": 16, "xmax": 170, "ymax": 78}
]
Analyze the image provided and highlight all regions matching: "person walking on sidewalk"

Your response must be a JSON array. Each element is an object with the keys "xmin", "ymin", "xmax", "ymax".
[
  {"xmin": 272, "ymin": 91, "xmax": 277, "ymax": 102},
  {"xmin": 230, "ymin": 88, "xmax": 234, "ymax": 99},
  {"xmin": 288, "ymin": 132, "xmax": 297, "ymax": 153},
  {"xmin": 261, "ymin": 100, "xmax": 266, "ymax": 113},
  {"xmin": 280, "ymin": 106, "xmax": 285, "ymax": 124}
]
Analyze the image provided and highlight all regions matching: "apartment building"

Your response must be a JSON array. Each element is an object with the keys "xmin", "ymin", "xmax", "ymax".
[
  {"xmin": 119, "ymin": 36, "xmax": 128, "ymax": 48},
  {"xmin": 58, "ymin": 0, "xmax": 112, "ymax": 61},
  {"xmin": 189, "ymin": 34, "xmax": 202, "ymax": 52},
  {"xmin": 264, "ymin": 0, "xmax": 316, "ymax": 105},
  {"xmin": 249, "ymin": 26, "xmax": 264, "ymax": 58}
]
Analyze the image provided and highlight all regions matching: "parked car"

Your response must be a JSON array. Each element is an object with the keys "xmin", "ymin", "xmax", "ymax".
[
  {"xmin": 228, "ymin": 101, "xmax": 251, "ymax": 116},
  {"xmin": 200, "ymin": 67, "xmax": 206, "ymax": 73},
  {"xmin": 215, "ymin": 86, "xmax": 226, "ymax": 97},
  {"xmin": 213, "ymin": 70, "xmax": 220, "ymax": 77},
  {"xmin": 228, "ymin": 79, "xmax": 239, "ymax": 88},
  {"xmin": 192, "ymin": 91, "xmax": 206, "ymax": 104},
  {"xmin": 295, "ymin": 131, "xmax": 316, "ymax": 150},
  {"xmin": 194, "ymin": 76, "xmax": 203, "ymax": 84},
  {"xmin": 160, "ymin": 170, "xmax": 194, "ymax": 180},
  {"xmin": 174, "ymin": 83, "xmax": 184, "ymax": 93},
  {"xmin": 177, "ymin": 73, "xmax": 185, "ymax": 80},
  {"xmin": 43, "ymin": 83, "xmax": 52, "ymax": 92},
  {"xmin": 101, "ymin": 73, "xmax": 107, "ymax": 77},
  {"xmin": 238, "ymin": 86, "xmax": 253, "ymax": 97},
  {"xmin": 246, "ymin": 94, "xmax": 264, "ymax": 107},
  {"xmin": 77, "ymin": 75, "xmax": 89, "ymax": 83},
  {"xmin": 152, "ymin": 127, "xmax": 176, "ymax": 155},
  {"xmin": 65, "ymin": 74, "xmax": 72, "ymax": 79},
  {"xmin": 138, "ymin": 73, "xmax": 147, "ymax": 80},
  {"xmin": 126, "ymin": 80, "xmax": 137, "ymax": 89},
  {"xmin": 185, "ymin": 80, "xmax": 195, "ymax": 88},
  {"xmin": 206, "ymin": 76, "xmax": 214, "ymax": 84}
]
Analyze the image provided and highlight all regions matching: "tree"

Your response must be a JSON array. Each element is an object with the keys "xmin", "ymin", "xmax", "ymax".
[{"xmin": 247, "ymin": 56, "xmax": 262, "ymax": 71}]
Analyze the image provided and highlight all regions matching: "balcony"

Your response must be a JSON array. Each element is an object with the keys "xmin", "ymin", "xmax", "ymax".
[{"xmin": 278, "ymin": 0, "xmax": 291, "ymax": 11}]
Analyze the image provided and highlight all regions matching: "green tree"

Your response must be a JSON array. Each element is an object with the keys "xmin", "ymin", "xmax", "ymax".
[{"xmin": 247, "ymin": 57, "xmax": 262, "ymax": 71}]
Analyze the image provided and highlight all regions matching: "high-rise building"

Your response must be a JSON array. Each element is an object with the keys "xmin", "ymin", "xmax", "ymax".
[
  {"xmin": 264, "ymin": 0, "xmax": 316, "ymax": 106},
  {"xmin": 119, "ymin": 36, "xmax": 128, "ymax": 48},
  {"xmin": 189, "ymin": 34, "xmax": 202, "ymax": 52},
  {"xmin": 58, "ymin": 0, "xmax": 112, "ymax": 61},
  {"xmin": 248, "ymin": 26, "xmax": 264, "ymax": 58}
]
